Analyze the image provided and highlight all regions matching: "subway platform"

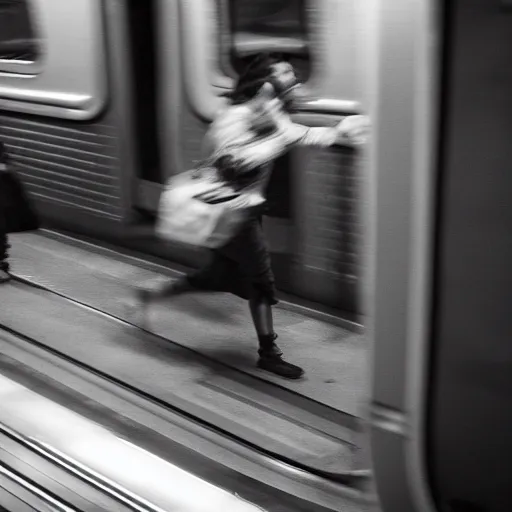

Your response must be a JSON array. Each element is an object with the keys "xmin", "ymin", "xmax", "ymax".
[{"xmin": 0, "ymin": 231, "xmax": 373, "ymax": 488}]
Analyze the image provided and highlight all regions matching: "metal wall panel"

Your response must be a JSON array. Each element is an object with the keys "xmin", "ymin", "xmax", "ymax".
[
  {"xmin": 0, "ymin": 0, "xmax": 138, "ymax": 224},
  {"xmin": 0, "ymin": 113, "xmax": 123, "ymax": 219}
]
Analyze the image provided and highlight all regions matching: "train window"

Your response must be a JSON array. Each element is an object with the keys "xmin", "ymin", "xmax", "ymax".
[
  {"xmin": 226, "ymin": 0, "xmax": 311, "ymax": 81},
  {"xmin": 0, "ymin": 0, "xmax": 40, "ymax": 63},
  {"xmin": 230, "ymin": 0, "xmax": 306, "ymax": 36},
  {"xmin": 177, "ymin": 0, "xmax": 361, "ymax": 125},
  {"xmin": 217, "ymin": 0, "xmax": 362, "ymax": 107},
  {"xmin": 0, "ymin": 0, "xmax": 107, "ymax": 120}
]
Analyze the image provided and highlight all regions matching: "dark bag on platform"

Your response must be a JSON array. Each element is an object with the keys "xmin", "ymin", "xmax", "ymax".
[{"xmin": 0, "ymin": 170, "xmax": 40, "ymax": 233}]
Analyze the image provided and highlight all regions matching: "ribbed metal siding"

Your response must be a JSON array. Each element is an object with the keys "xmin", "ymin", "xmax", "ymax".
[
  {"xmin": 0, "ymin": 111, "xmax": 123, "ymax": 219},
  {"xmin": 292, "ymin": 146, "xmax": 364, "ymax": 313},
  {"xmin": 298, "ymin": 147, "xmax": 363, "ymax": 287}
]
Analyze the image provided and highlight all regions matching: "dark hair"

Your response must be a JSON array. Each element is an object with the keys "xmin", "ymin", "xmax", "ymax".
[{"xmin": 227, "ymin": 52, "xmax": 285, "ymax": 105}]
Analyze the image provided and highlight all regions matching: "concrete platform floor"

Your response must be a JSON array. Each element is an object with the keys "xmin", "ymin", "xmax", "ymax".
[{"xmin": 8, "ymin": 232, "xmax": 370, "ymax": 418}]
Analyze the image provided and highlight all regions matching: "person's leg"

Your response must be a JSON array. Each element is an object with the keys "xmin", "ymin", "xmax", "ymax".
[
  {"xmin": 0, "ymin": 231, "xmax": 10, "ymax": 283},
  {"xmin": 136, "ymin": 275, "xmax": 195, "ymax": 303},
  {"xmin": 248, "ymin": 287, "xmax": 303, "ymax": 379},
  {"xmin": 222, "ymin": 217, "xmax": 304, "ymax": 379},
  {"xmin": 131, "ymin": 250, "xmax": 230, "ymax": 323},
  {"xmin": 249, "ymin": 291, "xmax": 274, "ymax": 337},
  {"xmin": 131, "ymin": 275, "xmax": 194, "ymax": 321}
]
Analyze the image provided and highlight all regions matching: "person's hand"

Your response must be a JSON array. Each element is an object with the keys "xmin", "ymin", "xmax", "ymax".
[{"xmin": 336, "ymin": 115, "xmax": 370, "ymax": 146}]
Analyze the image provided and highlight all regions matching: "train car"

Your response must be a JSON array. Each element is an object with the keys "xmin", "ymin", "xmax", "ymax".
[
  {"xmin": 367, "ymin": 0, "xmax": 512, "ymax": 510},
  {"xmin": 4, "ymin": 0, "xmax": 511, "ymax": 511},
  {"xmin": 0, "ymin": 0, "xmax": 367, "ymax": 319}
]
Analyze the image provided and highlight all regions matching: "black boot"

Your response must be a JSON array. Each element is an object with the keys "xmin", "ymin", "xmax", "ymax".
[{"xmin": 257, "ymin": 334, "xmax": 304, "ymax": 380}]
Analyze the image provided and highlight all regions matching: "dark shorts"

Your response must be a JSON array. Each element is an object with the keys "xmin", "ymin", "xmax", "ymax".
[{"xmin": 187, "ymin": 215, "xmax": 278, "ymax": 304}]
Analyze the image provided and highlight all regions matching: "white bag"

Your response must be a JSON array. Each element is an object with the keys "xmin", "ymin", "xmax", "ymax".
[{"xmin": 156, "ymin": 167, "xmax": 265, "ymax": 249}]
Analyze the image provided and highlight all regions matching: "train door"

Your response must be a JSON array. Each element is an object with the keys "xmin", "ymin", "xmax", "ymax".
[
  {"xmin": 147, "ymin": 0, "xmax": 367, "ymax": 316},
  {"xmin": 0, "ymin": 0, "xmax": 139, "ymax": 232},
  {"xmin": 368, "ymin": 0, "xmax": 512, "ymax": 510}
]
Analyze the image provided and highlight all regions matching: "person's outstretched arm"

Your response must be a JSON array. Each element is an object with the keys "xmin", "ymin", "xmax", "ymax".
[{"xmin": 271, "ymin": 109, "xmax": 370, "ymax": 149}]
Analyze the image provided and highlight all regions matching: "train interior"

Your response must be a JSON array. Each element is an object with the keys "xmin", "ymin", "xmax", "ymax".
[{"xmin": 0, "ymin": 0, "xmax": 378, "ymax": 510}]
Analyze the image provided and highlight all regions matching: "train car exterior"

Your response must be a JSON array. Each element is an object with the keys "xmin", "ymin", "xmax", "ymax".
[{"xmin": 0, "ymin": 0, "xmax": 368, "ymax": 317}]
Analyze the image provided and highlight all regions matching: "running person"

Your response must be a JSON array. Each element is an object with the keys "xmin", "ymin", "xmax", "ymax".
[{"xmin": 134, "ymin": 53, "xmax": 369, "ymax": 379}]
